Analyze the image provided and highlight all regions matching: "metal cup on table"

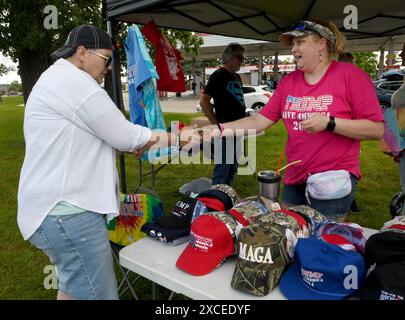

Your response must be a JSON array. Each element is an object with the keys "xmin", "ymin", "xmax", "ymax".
[{"xmin": 257, "ymin": 170, "xmax": 281, "ymax": 202}]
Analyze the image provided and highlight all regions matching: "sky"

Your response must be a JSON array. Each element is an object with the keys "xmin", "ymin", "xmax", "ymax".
[{"xmin": 0, "ymin": 53, "xmax": 20, "ymax": 84}]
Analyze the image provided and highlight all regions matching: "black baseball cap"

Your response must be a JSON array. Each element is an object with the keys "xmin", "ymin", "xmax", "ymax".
[
  {"xmin": 360, "ymin": 262, "xmax": 405, "ymax": 300},
  {"xmin": 365, "ymin": 231, "xmax": 405, "ymax": 267},
  {"xmin": 156, "ymin": 197, "xmax": 208, "ymax": 229},
  {"xmin": 51, "ymin": 24, "xmax": 113, "ymax": 60}
]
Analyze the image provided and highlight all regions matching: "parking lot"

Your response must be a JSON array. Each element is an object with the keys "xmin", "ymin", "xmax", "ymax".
[{"xmin": 122, "ymin": 90, "xmax": 200, "ymax": 113}]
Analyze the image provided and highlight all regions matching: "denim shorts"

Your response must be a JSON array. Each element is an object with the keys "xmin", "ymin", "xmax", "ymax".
[
  {"xmin": 28, "ymin": 211, "xmax": 118, "ymax": 300},
  {"xmin": 281, "ymin": 174, "xmax": 358, "ymax": 222}
]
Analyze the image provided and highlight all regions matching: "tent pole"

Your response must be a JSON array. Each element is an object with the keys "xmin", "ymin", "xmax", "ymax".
[
  {"xmin": 378, "ymin": 48, "xmax": 385, "ymax": 79},
  {"xmin": 258, "ymin": 45, "xmax": 263, "ymax": 85},
  {"xmin": 107, "ymin": 18, "xmax": 127, "ymax": 194},
  {"xmin": 273, "ymin": 52, "xmax": 279, "ymax": 89}
]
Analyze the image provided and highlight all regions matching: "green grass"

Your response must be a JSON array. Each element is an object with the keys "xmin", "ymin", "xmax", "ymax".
[{"xmin": 0, "ymin": 96, "xmax": 399, "ymax": 299}]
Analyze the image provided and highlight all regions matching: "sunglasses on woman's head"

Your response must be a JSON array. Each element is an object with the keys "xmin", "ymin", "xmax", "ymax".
[{"xmin": 290, "ymin": 22, "xmax": 319, "ymax": 35}]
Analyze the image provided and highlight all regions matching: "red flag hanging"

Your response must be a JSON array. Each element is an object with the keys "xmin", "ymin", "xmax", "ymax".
[{"xmin": 142, "ymin": 20, "xmax": 186, "ymax": 92}]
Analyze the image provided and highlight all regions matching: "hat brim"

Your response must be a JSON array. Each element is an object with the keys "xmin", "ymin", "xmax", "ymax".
[
  {"xmin": 279, "ymin": 263, "xmax": 347, "ymax": 300},
  {"xmin": 51, "ymin": 46, "xmax": 76, "ymax": 59},
  {"xmin": 279, "ymin": 31, "xmax": 314, "ymax": 46},
  {"xmin": 141, "ymin": 222, "xmax": 190, "ymax": 242},
  {"xmin": 176, "ymin": 244, "xmax": 227, "ymax": 276}
]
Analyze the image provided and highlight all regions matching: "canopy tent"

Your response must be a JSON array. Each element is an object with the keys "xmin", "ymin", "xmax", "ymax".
[
  {"xmin": 105, "ymin": 0, "xmax": 405, "ymax": 48},
  {"xmin": 104, "ymin": 0, "xmax": 405, "ymax": 192}
]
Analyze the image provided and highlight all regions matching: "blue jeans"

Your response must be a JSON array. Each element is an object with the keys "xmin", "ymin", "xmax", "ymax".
[
  {"xmin": 282, "ymin": 174, "xmax": 358, "ymax": 222},
  {"xmin": 28, "ymin": 211, "xmax": 118, "ymax": 300},
  {"xmin": 211, "ymin": 137, "xmax": 241, "ymax": 186}
]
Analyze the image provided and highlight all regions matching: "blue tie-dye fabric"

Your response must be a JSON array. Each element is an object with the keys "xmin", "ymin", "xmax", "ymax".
[
  {"xmin": 124, "ymin": 25, "xmax": 176, "ymax": 161},
  {"xmin": 124, "ymin": 25, "xmax": 165, "ymax": 130}
]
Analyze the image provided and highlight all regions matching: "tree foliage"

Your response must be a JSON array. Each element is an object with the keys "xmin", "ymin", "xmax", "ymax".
[
  {"xmin": 0, "ymin": 62, "xmax": 13, "ymax": 76},
  {"xmin": 0, "ymin": 0, "xmax": 104, "ymax": 62},
  {"xmin": 0, "ymin": 1, "xmax": 203, "ymax": 100},
  {"xmin": 353, "ymin": 52, "xmax": 378, "ymax": 79},
  {"xmin": 0, "ymin": 0, "xmax": 104, "ymax": 102},
  {"xmin": 8, "ymin": 80, "xmax": 22, "ymax": 92}
]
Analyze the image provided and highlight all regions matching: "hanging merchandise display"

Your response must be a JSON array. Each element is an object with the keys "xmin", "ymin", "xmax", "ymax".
[
  {"xmin": 124, "ymin": 25, "xmax": 166, "ymax": 130},
  {"xmin": 142, "ymin": 20, "xmax": 186, "ymax": 92}
]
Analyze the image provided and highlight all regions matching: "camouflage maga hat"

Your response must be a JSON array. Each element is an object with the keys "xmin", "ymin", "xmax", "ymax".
[
  {"xmin": 242, "ymin": 195, "xmax": 281, "ymax": 213},
  {"xmin": 227, "ymin": 198, "xmax": 270, "ymax": 226},
  {"xmin": 231, "ymin": 210, "xmax": 312, "ymax": 297},
  {"xmin": 256, "ymin": 210, "xmax": 310, "ymax": 259},
  {"xmin": 231, "ymin": 221, "xmax": 291, "ymax": 296},
  {"xmin": 279, "ymin": 20, "xmax": 336, "ymax": 46},
  {"xmin": 176, "ymin": 211, "xmax": 239, "ymax": 276},
  {"xmin": 287, "ymin": 205, "xmax": 328, "ymax": 233}
]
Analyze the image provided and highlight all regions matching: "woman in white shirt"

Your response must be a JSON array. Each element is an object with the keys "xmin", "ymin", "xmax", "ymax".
[{"xmin": 17, "ymin": 24, "xmax": 198, "ymax": 300}]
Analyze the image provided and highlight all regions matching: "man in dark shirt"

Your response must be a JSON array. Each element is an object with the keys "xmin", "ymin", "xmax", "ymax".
[{"xmin": 199, "ymin": 42, "xmax": 247, "ymax": 186}]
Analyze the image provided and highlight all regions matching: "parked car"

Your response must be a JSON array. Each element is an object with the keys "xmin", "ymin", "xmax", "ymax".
[
  {"xmin": 379, "ymin": 69, "xmax": 405, "ymax": 81},
  {"xmin": 196, "ymin": 85, "xmax": 273, "ymax": 115},
  {"xmin": 373, "ymin": 79, "xmax": 404, "ymax": 107},
  {"xmin": 243, "ymin": 85, "xmax": 273, "ymax": 110}
]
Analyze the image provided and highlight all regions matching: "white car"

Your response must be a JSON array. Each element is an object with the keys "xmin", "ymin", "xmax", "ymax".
[
  {"xmin": 243, "ymin": 85, "xmax": 273, "ymax": 110},
  {"xmin": 196, "ymin": 85, "xmax": 273, "ymax": 115}
]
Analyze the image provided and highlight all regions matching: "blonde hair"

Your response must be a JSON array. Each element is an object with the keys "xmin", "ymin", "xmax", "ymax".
[{"xmin": 307, "ymin": 18, "xmax": 346, "ymax": 59}]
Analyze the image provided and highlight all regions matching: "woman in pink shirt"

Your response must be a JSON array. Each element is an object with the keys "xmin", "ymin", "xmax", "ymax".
[{"xmin": 204, "ymin": 19, "xmax": 384, "ymax": 222}]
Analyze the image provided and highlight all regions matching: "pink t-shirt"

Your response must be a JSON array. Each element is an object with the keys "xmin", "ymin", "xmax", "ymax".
[{"xmin": 260, "ymin": 61, "xmax": 384, "ymax": 185}]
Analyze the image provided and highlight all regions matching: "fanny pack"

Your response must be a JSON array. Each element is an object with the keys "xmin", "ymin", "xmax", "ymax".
[{"xmin": 305, "ymin": 170, "xmax": 352, "ymax": 202}]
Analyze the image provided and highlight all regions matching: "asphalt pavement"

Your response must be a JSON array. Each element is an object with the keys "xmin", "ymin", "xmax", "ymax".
[{"xmin": 122, "ymin": 90, "xmax": 200, "ymax": 114}]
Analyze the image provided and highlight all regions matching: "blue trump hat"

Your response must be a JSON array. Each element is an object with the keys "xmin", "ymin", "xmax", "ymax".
[{"xmin": 279, "ymin": 237, "xmax": 366, "ymax": 300}]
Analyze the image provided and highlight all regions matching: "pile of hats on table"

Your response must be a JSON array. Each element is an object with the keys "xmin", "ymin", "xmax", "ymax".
[
  {"xmin": 278, "ymin": 219, "xmax": 368, "ymax": 300},
  {"xmin": 140, "ymin": 184, "xmax": 240, "ymax": 245},
  {"xmin": 142, "ymin": 184, "xmax": 401, "ymax": 300}
]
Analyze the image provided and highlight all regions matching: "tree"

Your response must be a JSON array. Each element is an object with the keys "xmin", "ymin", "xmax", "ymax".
[
  {"xmin": 244, "ymin": 56, "xmax": 273, "ymax": 66},
  {"xmin": 8, "ymin": 80, "xmax": 22, "ymax": 92},
  {"xmin": 0, "ymin": 0, "xmax": 104, "ymax": 103},
  {"xmin": 0, "ymin": 62, "xmax": 13, "ymax": 76},
  {"xmin": 0, "ymin": 62, "xmax": 14, "ymax": 101},
  {"xmin": 0, "ymin": 1, "xmax": 203, "ymax": 103},
  {"xmin": 353, "ymin": 52, "xmax": 378, "ymax": 79}
]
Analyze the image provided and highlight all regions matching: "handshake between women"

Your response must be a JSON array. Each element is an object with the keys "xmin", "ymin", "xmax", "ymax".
[{"xmin": 133, "ymin": 124, "xmax": 222, "ymax": 159}]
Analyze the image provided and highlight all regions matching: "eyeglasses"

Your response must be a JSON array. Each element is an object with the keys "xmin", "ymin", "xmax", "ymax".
[
  {"xmin": 88, "ymin": 50, "xmax": 113, "ymax": 67},
  {"xmin": 233, "ymin": 54, "xmax": 245, "ymax": 62}
]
